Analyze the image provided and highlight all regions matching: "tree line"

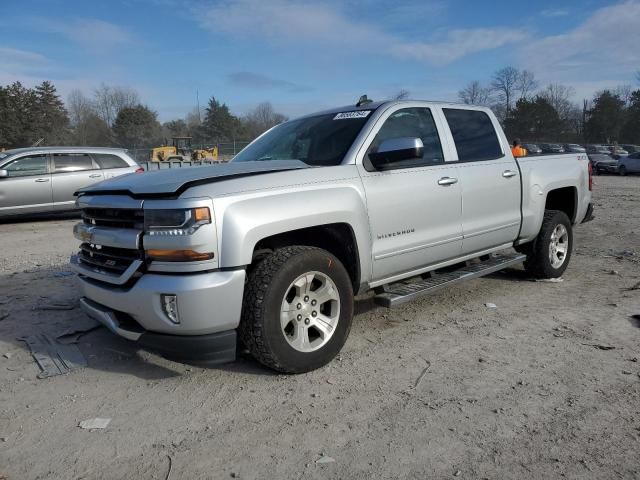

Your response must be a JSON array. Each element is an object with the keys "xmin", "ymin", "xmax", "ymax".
[
  {"xmin": 458, "ymin": 67, "xmax": 640, "ymax": 144},
  {"xmin": 1, "ymin": 71, "xmax": 639, "ymax": 151},
  {"xmin": 0, "ymin": 82, "xmax": 288, "ymax": 150}
]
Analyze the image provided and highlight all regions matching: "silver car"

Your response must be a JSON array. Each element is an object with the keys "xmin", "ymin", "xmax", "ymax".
[{"xmin": 0, "ymin": 147, "xmax": 141, "ymax": 217}]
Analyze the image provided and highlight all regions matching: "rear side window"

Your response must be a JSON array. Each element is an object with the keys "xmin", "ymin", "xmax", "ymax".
[
  {"xmin": 53, "ymin": 153, "xmax": 96, "ymax": 172},
  {"xmin": 369, "ymin": 107, "xmax": 444, "ymax": 168},
  {"xmin": 92, "ymin": 153, "xmax": 129, "ymax": 169},
  {"xmin": 3, "ymin": 155, "xmax": 49, "ymax": 177},
  {"xmin": 443, "ymin": 109, "xmax": 503, "ymax": 162}
]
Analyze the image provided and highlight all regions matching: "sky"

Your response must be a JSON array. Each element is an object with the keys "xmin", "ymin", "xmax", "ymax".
[{"xmin": 1, "ymin": 0, "xmax": 638, "ymax": 121}]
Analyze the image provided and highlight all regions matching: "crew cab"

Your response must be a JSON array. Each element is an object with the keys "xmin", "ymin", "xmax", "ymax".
[{"xmin": 70, "ymin": 100, "xmax": 594, "ymax": 373}]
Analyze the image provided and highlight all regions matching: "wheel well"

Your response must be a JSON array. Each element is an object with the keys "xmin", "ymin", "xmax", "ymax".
[
  {"xmin": 545, "ymin": 187, "xmax": 577, "ymax": 223},
  {"xmin": 252, "ymin": 223, "xmax": 360, "ymax": 290}
]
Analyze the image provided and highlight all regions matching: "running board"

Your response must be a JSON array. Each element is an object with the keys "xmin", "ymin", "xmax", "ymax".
[{"xmin": 373, "ymin": 253, "xmax": 527, "ymax": 308}]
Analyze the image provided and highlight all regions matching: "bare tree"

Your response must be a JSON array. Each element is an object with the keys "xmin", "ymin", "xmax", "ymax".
[
  {"xmin": 458, "ymin": 81, "xmax": 492, "ymax": 105},
  {"xmin": 491, "ymin": 66, "xmax": 520, "ymax": 115},
  {"xmin": 516, "ymin": 70, "xmax": 538, "ymax": 100},
  {"xmin": 93, "ymin": 84, "xmax": 140, "ymax": 127},
  {"xmin": 539, "ymin": 84, "xmax": 576, "ymax": 120},
  {"xmin": 393, "ymin": 89, "xmax": 410, "ymax": 100},
  {"xmin": 243, "ymin": 102, "xmax": 288, "ymax": 138},
  {"xmin": 67, "ymin": 89, "xmax": 93, "ymax": 128},
  {"xmin": 613, "ymin": 84, "xmax": 633, "ymax": 107}
]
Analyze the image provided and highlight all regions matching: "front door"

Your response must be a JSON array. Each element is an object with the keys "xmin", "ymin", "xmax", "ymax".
[
  {"xmin": 51, "ymin": 153, "xmax": 104, "ymax": 210},
  {"xmin": 358, "ymin": 106, "xmax": 463, "ymax": 282},
  {"xmin": 0, "ymin": 154, "xmax": 52, "ymax": 215},
  {"xmin": 442, "ymin": 108, "xmax": 521, "ymax": 255}
]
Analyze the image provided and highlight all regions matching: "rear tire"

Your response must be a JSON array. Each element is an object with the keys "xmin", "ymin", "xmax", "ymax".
[
  {"xmin": 239, "ymin": 246, "xmax": 354, "ymax": 373},
  {"xmin": 523, "ymin": 210, "xmax": 573, "ymax": 279}
]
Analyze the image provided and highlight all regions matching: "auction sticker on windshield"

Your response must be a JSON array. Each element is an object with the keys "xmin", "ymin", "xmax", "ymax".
[{"xmin": 333, "ymin": 111, "xmax": 371, "ymax": 120}]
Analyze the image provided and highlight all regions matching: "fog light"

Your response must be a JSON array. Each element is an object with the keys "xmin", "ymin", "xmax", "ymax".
[{"xmin": 161, "ymin": 294, "xmax": 180, "ymax": 324}]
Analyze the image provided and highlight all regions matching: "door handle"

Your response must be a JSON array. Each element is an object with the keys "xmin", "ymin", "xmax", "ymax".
[
  {"xmin": 89, "ymin": 174, "xmax": 102, "ymax": 178},
  {"xmin": 502, "ymin": 170, "xmax": 518, "ymax": 178},
  {"xmin": 437, "ymin": 177, "xmax": 458, "ymax": 186},
  {"xmin": 34, "ymin": 178, "xmax": 49, "ymax": 183}
]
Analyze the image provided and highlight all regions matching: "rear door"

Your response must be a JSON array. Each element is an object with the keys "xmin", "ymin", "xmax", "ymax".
[
  {"xmin": 442, "ymin": 108, "xmax": 521, "ymax": 255},
  {"xmin": 358, "ymin": 105, "xmax": 463, "ymax": 282},
  {"xmin": 0, "ymin": 154, "xmax": 52, "ymax": 215},
  {"xmin": 91, "ymin": 152, "xmax": 135, "ymax": 179},
  {"xmin": 51, "ymin": 153, "xmax": 104, "ymax": 210}
]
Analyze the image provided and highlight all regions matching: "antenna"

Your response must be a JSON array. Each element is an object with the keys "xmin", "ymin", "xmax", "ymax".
[{"xmin": 356, "ymin": 94, "xmax": 373, "ymax": 107}]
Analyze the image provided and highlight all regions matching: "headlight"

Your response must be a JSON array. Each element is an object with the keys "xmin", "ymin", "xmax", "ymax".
[{"xmin": 144, "ymin": 207, "xmax": 211, "ymax": 236}]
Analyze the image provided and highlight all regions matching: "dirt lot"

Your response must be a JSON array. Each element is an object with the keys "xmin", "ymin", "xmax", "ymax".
[{"xmin": 0, "ymin": 176, "xmax": 639, "ymax": 480}]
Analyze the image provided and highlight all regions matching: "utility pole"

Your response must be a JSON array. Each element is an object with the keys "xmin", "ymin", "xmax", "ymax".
[{"xmin": 196, "ymin": 89, "xmax": 201, "ymax": 124}]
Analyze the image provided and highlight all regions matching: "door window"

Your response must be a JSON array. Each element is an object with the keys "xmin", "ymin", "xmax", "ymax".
[
  {"xmin": 443, "ymin": 109, "xmax": 503, "ymax": 162},
  {"xmin": 3, "ymin": 155, "xmax": 49, "ymax": 177},
  {"xmin": 91, "ymin": 153, "xmax": 129, "ymax": 169},
  {"xmin": 368, "ymin": 107, "xmax": 444, "ymax": 169},
  {"xmin": 53, "ymin": 153, "xmax": 97, "ymax": 173}
]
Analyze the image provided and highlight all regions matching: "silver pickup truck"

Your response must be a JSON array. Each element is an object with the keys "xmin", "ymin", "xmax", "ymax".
[{"xmin": 71, "ymin": 100, "xmax": 594, "ymax": 373}]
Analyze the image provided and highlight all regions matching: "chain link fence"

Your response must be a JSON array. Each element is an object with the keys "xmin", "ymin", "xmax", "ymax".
[{"xmin": 126, "ymin": 141, "xmax": 251, "ymax": 165}]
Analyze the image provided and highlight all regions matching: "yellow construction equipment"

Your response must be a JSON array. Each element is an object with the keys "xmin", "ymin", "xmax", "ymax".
[{"xmin": 151, "ymin": 137, "xmax": 219, "ymax": 162}]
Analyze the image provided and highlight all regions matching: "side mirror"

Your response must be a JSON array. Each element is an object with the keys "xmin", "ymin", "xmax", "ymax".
[
  {"xmin": 368, "ymin": 137, "xmax": 424, "ymax": 170},
  {"xmin": 0, "ymin": 169, "xmax": 7, "ymax": 178}
]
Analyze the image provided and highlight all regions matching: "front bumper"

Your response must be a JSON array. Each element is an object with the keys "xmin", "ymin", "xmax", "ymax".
[
  {"xmin": 80, "ymin": 298, "xmax": 237, "ymax": 364},
  {"xmin": 73, "ymin": 266, "xmax": 246, "ymax": 335}
]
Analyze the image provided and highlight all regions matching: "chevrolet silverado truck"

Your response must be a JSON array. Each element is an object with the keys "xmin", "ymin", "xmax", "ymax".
[{"xmin": 70, "ymin": 100, "xmax": 594, "ymax": 373}]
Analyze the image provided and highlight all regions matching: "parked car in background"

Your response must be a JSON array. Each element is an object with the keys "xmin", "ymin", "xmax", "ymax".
[
  {"xmin": 523, "ymin": 143, "xmax": 542, "ymax": 154},
  {"xmin": 563, "ymin": 144, "xmax": 586, "ymax": 153},
  {"xmin": 606, "ymin": 145, "xmax": 628, "ymax": 156},
  {"xmin": 620, "ymin": 144, "xmax": 640, "ymax": 154},
  {"xmin": 589, "ymin": 154, "xmax": 619, "ymax": 174},
  {"xmin": 539, "ymin": 143, "xmax": 565, "ymax": 154},
  {"xmin": 0, "ymin": 147, "xmax": 141, "ymax": 217},
  {"xmin": 586, "ymin": 145, "xmax": 611, "ymax": 155},
  {"xmin": 618, "ymin": 152, "xmax": 640, "ymax": 175}
]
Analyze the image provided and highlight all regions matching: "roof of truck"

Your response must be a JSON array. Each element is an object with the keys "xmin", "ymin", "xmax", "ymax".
[{"xmin": 297, "ymin": 99, "xmax": 486, "ymax": 120}]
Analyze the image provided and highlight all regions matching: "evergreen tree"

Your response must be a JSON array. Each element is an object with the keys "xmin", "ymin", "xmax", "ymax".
[
  {"xmin": 199, "ymin": 97, "xmax": 241, "ymax": 143},
  {"xmin": 112, "ymin": 105, "xmax": 161, "ymax": 148},
  {"xmin": 585, "ymin": 91, "xmax": 625, "ymax": 143},
  {"xmin": 32, "ymin": 81, "xmax": 70, "ymax": 145},
  {"xmin": 504, "ymin": 97, "xmax": 565, "ymax": 141},
  {"xmin": 621, "ymin": 90, "xmax": 640, "ymax": 144}
]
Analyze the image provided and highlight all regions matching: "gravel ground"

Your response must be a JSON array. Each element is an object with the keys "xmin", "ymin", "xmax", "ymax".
[{"xmin": 0, "ymin": 175, "xmax": 639, "ymax": 480}]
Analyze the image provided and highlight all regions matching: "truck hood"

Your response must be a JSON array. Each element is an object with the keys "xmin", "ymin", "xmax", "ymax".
[{"xmin": 77, "ymin": 160, "xmax": 309, "ymax": 197}]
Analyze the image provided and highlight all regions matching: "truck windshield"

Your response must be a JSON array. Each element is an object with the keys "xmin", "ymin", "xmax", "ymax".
[{"xmin": 233, "ymin": 112, "xmax": 372, "ymax": 166}]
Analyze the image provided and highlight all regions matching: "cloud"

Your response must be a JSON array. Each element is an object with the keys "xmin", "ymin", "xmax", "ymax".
[
  {"xmin": 541, "ymin": 8, "xmax": 570, "ymax": 17},
  {"xmin": 30, "ymin": 17, "xmax": 134, "ymax": 53},
  {"xmin": 388, "ymin": 28, "xmax": 528, "ymax": 64},
  {"xmin": 226, "ymin": 72, "xmax": 312, "ymax": 92},
  {"xmin": 520, "ymin": 1, "xmax": 640, "ymax": 84},
  {"xmin": 198, "ymin": 0, "xmax": 527, "ymax": 65},
  {"xmin": 0, "ymin": 47, "xmax": 48, "ymax": 72}
]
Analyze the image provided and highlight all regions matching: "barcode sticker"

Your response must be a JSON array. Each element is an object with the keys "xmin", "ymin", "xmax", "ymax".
[{"xmin": 333, "ymin": 111, "xmax": 372, "ymax": 120}]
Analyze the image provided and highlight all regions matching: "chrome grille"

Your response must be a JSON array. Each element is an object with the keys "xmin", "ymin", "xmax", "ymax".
[
  {"xmin": 78, "ymin": 243, "xmax": 142, "ymax": 275},
  {"xmin": 82, "ymin": 207, "xmax": 144, "ymax": 230}
]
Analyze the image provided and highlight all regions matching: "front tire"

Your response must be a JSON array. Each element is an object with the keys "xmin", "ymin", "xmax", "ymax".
[
  {"xmin": 239, "ymin": 246, "xmax": 354, "ymax": 373},
  {"xmin": 523, "ymin": 210, "xmax": 573, "ymax": 279}
]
